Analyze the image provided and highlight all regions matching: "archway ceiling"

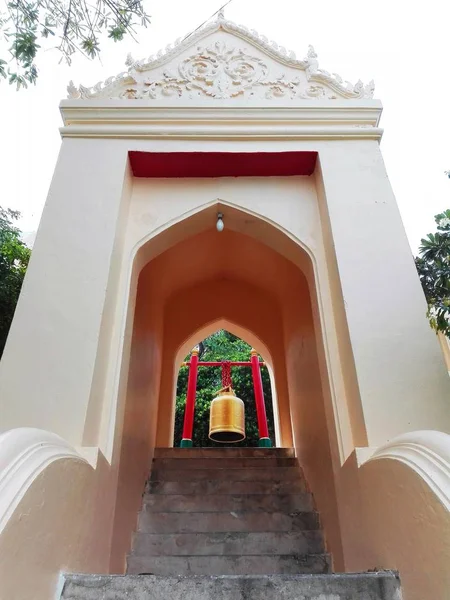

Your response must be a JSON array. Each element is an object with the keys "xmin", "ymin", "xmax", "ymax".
[
  {"xmin": 135, "ymin": 202, "xmax": 313, "ymax": 280},
  {"xmin": 140, "ymin": 228, "xmax": 308, "ymax": 304}
]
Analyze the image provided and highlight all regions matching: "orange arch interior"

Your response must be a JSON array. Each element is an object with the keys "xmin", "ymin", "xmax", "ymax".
[{"xmin": 111, "ymin": 203, "xmax": 344, "ymax": 572}]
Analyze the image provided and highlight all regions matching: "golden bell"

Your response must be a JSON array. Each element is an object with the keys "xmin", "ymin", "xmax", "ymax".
[{"xmin": 209, "ymin": 386, "xmax": 245, "ymax": 443}]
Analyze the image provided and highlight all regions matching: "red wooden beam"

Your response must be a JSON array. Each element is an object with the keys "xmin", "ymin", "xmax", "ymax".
[
  {"xmin": 129, "ymin": 151, "xmax": 317, "ymax": 179},
  {"xmin": 182, "ymin": 361, "xmax": 265, "ymax": 367},
  {"xmin": 198, "ymin": 361, "xmax": 251, "ymax": 366}
]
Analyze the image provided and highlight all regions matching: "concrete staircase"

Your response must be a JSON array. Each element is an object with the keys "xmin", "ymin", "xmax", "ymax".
[
  {"xmin": 128, "ymin": 447, "xmax": 329, "ymax": 576},
  {"xmin": 61, "ymin": 448, "xmax": 402, "ymax": 599}
]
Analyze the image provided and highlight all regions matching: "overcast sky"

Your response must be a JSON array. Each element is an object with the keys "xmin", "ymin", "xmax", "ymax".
[{"xmin": 1, "ymin": 0, "xmax": 449, "ymax": 251}]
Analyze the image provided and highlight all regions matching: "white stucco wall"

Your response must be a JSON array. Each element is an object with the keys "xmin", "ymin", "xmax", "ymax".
[
  {"xmin": 0, "ymin": 139, "xmax": 131, "ymax": 448},
  {"xmin": 319, "ymin": 141, "xmax": 450, "ymax": 446}
]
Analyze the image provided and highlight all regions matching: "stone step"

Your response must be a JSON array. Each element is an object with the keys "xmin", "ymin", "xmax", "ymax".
[
  {"xmin": 144, "ymin": 493, "xmax": 314, "ymax": 513},
  {"xmin": 126, "ymin": 554, "xmax": 331, "ymax": 576},
  {"xmin": 62, "ymin": 573, "xmax": 402, "ymax": 600},
  {"xmin": 150, "ymin": 467, "xmax": 302, "ymax": 482},
  {"xmin": 146, "ymin": 478, "xmax": 307, "ymax": 495},
  {"xmin": 153, "ymin": 457, "xmax": 297, "ymax": 470},
  {"xmin": 154, "ymin": 447, "xmax": 295, "ymax": 458},
  {"xmin": 137, "ymin": 509, "xmax": 320, "ymax": 534},
  {"xmin": 131, "ymin": 531, "xmax": 324, "ymax": 556}
]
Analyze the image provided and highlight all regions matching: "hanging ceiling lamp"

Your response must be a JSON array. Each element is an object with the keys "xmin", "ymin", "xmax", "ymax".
[{"xmin": 216, "ymin": 212, "xmax": 224, "ymax": 232}]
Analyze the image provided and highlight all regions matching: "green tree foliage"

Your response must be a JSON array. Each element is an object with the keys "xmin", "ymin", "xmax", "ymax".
[
  {"xmin": 415, "ymin": 209, "xmax": 450, "ymax": 336},
  {"xmin": 0, "ymin": 0, "xmax": 150, "ymax": 88},
  {"xmin": 174, "ymin": 330, "xmax": 275, "ymax": 447},
  {"xmin": 0, "ymin": 207, "xmax": 30, "ymax": 357}
]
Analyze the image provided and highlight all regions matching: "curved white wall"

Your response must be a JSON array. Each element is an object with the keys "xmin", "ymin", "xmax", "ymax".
[
  {"xmin": 0, "ymin": 429, "xmax": 113, "ymax": 600},
  {"xmin": 356, "ymin": 431, "xmax": 450, "ymax": 600},
  {"xmin": 1, "ymin": 428, "xmax": 448, "ymax": 600}
]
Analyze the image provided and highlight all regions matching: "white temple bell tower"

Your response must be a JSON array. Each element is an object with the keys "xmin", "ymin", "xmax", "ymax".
[{"xmin": 0, "ymin": 13, "xmax": 449, "ymax": 600}]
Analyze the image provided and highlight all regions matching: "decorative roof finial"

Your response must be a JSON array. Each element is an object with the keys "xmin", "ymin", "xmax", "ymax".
[
  {"xmin": 67, "ymin": 80, "xmax": 80, "ymax": 99},
  {"xmin": 307, "ymin": 45, "xmax": 317, "ymax": 59},
  {"xmin": 306, "ymin": 45, "xmax": 319, "ymax": 75},
  {"xmin": 125, "ymin": 53, "xmax": 135, "ymax": 67}
]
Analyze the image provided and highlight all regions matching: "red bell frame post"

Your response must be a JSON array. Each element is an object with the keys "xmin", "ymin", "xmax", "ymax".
[
  {"xmin": 250, "ymin": 348, "xmax": 272, "ymax": 447},
  {"xmin": 180, "ymin": 347, "xmax": 199, "ymax": 448}
]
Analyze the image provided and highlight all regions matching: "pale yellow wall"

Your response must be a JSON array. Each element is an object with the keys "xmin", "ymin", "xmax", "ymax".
[
  {"xmin": 0, "ymin": 16, "xmax": 448, "ymax": 594},
  {"xmin": 0, "ymin": 454, "xmax": 113, "ymax": 600},
  {"xmin": 360, "ymin": 460, "xmax": 450, "ymax": 599},
  {"xmin": 84, "ymin": 162, "xmax": 133, "ymax": 448},
  {"xmin": 438, "ymin": 333, "xmax": 450, "ymax": 373},
  {"xmin": 0, "ymin": 136, "xmax": 449, "ymax": 600},
  {"xmin": 346, "ymin": 452, "xmax": 450, "ymax": 600},
  {"xmin": 319, "ymin": 142, "xmax": 450, "ymax": 446},
  {"xmin": 282, "ymin": 270, "xmax": 344, "ymax": 570},
  {"xmin": 4, "ymin": 145, "xmax": 448, "ymax": 462},
  {"xmin": 0, "ymin": 140, "xmax": 131, "ymax": 448},
  {"xmin": 109, "ymin": 271, "xmax": 163, "ymax": 572},
  {"xmin": 314, "ymin": 163, "xmax": 368, "ymax": 454}
]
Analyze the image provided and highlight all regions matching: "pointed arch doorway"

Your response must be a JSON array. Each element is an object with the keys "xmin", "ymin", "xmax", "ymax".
[
  {"xmin": 123, "ymin": 199, "xmax": 334, "ymax": 459},
  {"xmin": 112, "ymin": 198, "xmax": 344, "ymax": 571}
]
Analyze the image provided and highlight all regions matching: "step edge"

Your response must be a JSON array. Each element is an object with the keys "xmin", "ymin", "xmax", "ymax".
[
  {"xmin": 138, "ymin": 510, "xmax": 320, "ymax": 514},
  {"xmin": 136, "ymin": 531, "xmax": 321, "ymax": 535},
  {"xmin": 127, "ymin": 552, "xmax": 331, "ymax": 559},
  {"xmin": 153, "ymin": 450, "xmax": 296, "ymax": 454},
  {"xmin": 144, "ymin": 491, "xmax": 306, "ymax": 496},
  {"xmin": 143, "ymin": 493, "xmax": 312, "ymax": 500},
  {"xmin": 64, "ymin": 570, "xmax": 399, "ymax": 580},
  {"xmin": 151, "ymin": 466, "xmax": 302, "ymax": 468}
]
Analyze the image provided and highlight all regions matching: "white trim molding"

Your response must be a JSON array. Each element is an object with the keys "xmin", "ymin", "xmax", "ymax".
[
  {"xmin": 0, "ymin": 428, "xmax": 91, "ymax": 535},
  {"xmin": 59, "ymin": 102, "xmax": 383, "ymax": 140},
  {"xmin": 360, "ymin": 430, "xmax": 450, "ymax": 512}
]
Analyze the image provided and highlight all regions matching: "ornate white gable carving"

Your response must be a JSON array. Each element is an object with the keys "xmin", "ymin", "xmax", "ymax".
[{"xmin": 67, "ymin": 16, "xmax": 375, "ymax": 101}]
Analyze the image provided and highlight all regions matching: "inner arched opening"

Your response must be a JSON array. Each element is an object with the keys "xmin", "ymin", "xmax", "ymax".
[{"xmin": 173, "ymin": 329, "xmax": 276, "ymax": 448}]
